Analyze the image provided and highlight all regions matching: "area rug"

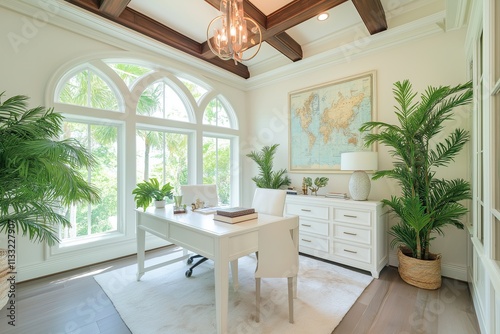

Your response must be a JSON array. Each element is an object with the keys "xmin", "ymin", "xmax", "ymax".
[{"xmin": 94, "ymin": 253, "xmax": 373, "ymax": 334}]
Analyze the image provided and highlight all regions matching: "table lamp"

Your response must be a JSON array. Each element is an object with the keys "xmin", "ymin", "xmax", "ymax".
[{"xmin": 340, "ymin": 151, "xmax": 378, "ymax": 201}]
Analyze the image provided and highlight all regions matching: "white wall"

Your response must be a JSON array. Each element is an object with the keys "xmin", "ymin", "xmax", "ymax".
[
  {"xmin": 0, "ymin": 3, "xmax": 472, "ymax": 281},
  {"xmin": 0, "ymin": 6, "xmax": 248, "ymax": 281},
  {"xmin": 243, "ymin": 28, "xmax": 471, "ymax": 280}
]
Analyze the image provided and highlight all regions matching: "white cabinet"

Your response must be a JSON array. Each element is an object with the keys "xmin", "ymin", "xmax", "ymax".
[{"xmin": 285, "ymin": 195, "xmax": 388, "ymax": 278}]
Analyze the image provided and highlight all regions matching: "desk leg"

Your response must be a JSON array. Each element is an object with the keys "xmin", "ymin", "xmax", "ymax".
[
  {"xmin": 214, "ymin": 241, "xmax": 229, "ymax": 334},
  {"xmin": 230, "ymin": 260, "xmax": 239, "ymax": 291},
  {"xmin": 136, "ymin": 226, "xmax": 145, "ymax": 281}
]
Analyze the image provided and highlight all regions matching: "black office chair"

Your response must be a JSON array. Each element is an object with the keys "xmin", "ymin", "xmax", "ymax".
[
  {"xmin": 185, "ymin": 255, "xmax": 209, "ymax": 277},
  {"xmin": 180, "ymin": 184, "xmax": 218, "ymax": 278}
]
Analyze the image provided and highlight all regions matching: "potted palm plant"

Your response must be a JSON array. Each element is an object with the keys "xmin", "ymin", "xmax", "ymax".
[
  {"xmin": 246, "ymin": 144, "xmax": 291, "ymax": 189},
  {"xmin": 359, "ymin": 80, "xmax": 473, "ymax": 289},
  {"xmin": 0, "ymin": 92, "xmax": 100, "ymax": 308},
  {"xmin": 132, "ymin": 178, "xmax": 174, "ymax": 211},
  {"xmin": 0, "ymin": 92, "xmax": 101, "ymax": 244}
]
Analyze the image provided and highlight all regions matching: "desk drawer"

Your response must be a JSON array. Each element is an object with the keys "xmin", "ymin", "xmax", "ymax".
[
  {"xmin": 334, "ymin": 225, "xmax": 371, "ymax": 245},
  {"xmin": 333, "ymin": 242, "xmax": 371, "ymax": 263},
  {"xmin": 299, "ymin": 219, "xmax": 329, "ymax": 237},
  {"xmin": 334, "ymin": 209, "xmax": 370, "ymax": 226},
  {"xmin": 299, "ymin": 233, "xmax": 329, "ymax": 252},
  {"xmin": 287, "ymin": 203, "xmax": 329, "ymax": 220}
]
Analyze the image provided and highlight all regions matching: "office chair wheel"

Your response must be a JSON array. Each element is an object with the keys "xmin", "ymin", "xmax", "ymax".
[
  {"xmin": 185, "ymin": 269, "xmax": 193, "ymax": 278},
  {"xmin": 187, "ymin": 258, "xmax": 193, "ymax": 265}
]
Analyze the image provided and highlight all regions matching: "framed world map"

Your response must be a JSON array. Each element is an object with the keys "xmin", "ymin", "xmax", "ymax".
[{"xmin": 288, "ymin": 71, "xmax": 376, "ymax": 172}]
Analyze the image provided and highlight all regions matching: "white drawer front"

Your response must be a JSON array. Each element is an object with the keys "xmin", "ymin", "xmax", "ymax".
[
  {"xmin": 334, "ymin": 225, "xmax": 371, "ymax": 245},
  {"xmin": 299, "ymin": 234, "xmax": 329, "ymax": 252},
  {"xmin": 333, "ymin": 242, "xmax": 371, "ymax": 263},
  {"xmin": 287, "ymin": 203, "xmax": 329, "ymax": 220},
  {"xmin": 299, "ymin": 219, "xmax": 329, "ymax": 237},
  {"xmin": 334, "ymin": 209, "xmax": 371, "ymax": 226}
]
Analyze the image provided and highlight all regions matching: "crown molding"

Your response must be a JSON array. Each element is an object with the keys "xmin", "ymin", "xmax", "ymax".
[
  {"xmin": 1, "ymin": 1, "xmax": 459, "ymax": 92},
  {"xmin": 245, "ymin": 11, "xmax": 447, "ymax": 90},
  {"xmin": 0, "ymin": 0, "xmax": 248, "ymax": 87}
]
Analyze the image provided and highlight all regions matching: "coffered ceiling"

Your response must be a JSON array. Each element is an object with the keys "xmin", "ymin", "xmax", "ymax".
[{"xmin": 56, "ymin": 0, "xmax": 464, "ymax": 80}]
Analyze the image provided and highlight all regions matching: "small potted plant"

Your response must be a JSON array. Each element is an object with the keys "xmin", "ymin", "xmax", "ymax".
[
  {"xmin": 132, "ymin": 178, "xmax": 174, "ymax": 211},
  {"xmin": 303, "ymin": 176, "xmax": 329, "ymax": 196},
  {"xmin": 246, "ymin": 144, "xmax": 291, "ymax": 189}
]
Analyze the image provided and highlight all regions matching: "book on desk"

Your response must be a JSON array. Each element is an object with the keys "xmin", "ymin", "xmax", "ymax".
[{"xmin": 214, "ymin": 207, "xmax": 257, "ymax": 224}]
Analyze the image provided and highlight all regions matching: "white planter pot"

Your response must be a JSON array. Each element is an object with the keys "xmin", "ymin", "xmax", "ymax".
[{"xmin": 154, "ymin": 200, "xmax": 166, "ymax": 208}]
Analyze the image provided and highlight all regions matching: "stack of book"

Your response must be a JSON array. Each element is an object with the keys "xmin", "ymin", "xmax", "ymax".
[
  {"xmin": 325, "ymin": 192, "xmax": 348, "ymax": 199},
  {"xmin": 214, "ymin": 207, "xmax": 258, "ymax": 224}
]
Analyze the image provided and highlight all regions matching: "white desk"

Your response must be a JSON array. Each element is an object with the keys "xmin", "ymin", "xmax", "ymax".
[{"xmin": 136, "ymin": 206, "xmax": 299, "ymax": 334}]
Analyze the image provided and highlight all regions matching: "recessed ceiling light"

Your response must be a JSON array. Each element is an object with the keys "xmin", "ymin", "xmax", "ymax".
[{"xmin": 317, "ymin": 13, "xmax": 329, "ymax": 21}]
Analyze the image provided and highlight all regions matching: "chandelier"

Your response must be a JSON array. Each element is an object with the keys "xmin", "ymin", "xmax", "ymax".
[{"xmin": 207, "ymin": 0, "xmax": 262, "ymax": 65}]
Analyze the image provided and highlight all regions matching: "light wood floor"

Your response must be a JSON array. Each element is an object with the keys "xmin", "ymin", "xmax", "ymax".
[{"xmin": 0, "ymin": 247, "xmax": 481, "ymax": 334}]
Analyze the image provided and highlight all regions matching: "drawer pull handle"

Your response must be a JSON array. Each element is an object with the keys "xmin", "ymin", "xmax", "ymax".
[
  {"xmin": 301, "ymin": 209, "xmax": 312, "ymax": 212},
  {"xmin": 343, "ymin": 232, "xmax": 357, "ymax": 236},
  {"xmin": 301, "ymin": 239, "xmax": 312, "ymax": 243},
  {"xmin": 344, "ymin": 249, "xmax": 357, "ymax": 254},
  {"xmin": 301, "ymin": 224, "xmax": 312, "ymax": 227},
  {"xmin": 344, "ymin": 214, "xmax": 357, "ymax": 218}
]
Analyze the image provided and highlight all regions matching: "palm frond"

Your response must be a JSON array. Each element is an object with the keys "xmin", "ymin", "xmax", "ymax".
[
  {"xmin": 359, "ymin": 80, "xmax": 472, "ymax": 259},
  {"xmin": 247, "ymin": 144, "xmax": 291, "ymax": 189},
  {"xmin": 0, "ymin": 92, "xmax": 101, "ymax": 245}
]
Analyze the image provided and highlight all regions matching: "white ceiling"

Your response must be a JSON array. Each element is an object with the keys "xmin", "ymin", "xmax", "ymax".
[
  {"xmin": 2, "ymin": 0, "xmax": 467, "ymax": 82},
  {"xmin": 125, "ymin": 0, "xmax": 451, "ymax": 77}
]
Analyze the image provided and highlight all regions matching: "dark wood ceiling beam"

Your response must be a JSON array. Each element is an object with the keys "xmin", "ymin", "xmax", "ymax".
[
  {"xmin": 63, "ymin": 0, "xmax": 387, "ymax": 79},
  {"xmin": 267, "ymin": 33, "xmax": 303, "ymax": 61},
  {"xmin": 351, "ymin": 0, "xmax": 387, "ymax": 34},
  {"xmin": 99, "ymin": 0, "xmax": 130, "ymax": 17},
  {"xmin": 64, "ymin": 0, "xmax": 250, "ymax": 78}
]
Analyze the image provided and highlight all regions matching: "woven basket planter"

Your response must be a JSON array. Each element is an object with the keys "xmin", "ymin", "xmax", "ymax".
[{"xmin": 398, "ymin": 247, "xmax": 442, "ymax": 290}]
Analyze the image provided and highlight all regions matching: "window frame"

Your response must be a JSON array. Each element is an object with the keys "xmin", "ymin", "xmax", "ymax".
[{"xmin": 47, "ymin": 58, "xmax": 241, "ymax": 255}]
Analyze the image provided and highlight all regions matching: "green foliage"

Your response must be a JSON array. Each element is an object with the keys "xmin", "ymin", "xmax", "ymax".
[
  {"xmin": 132, "ymin": 178, "xmax": 174, "ymax": 211},
  {"xmin": 246, "ymin": 144, "xmax": 291, "ymax": 189},
  {"xmin": 302, "ymin": 177, "xmax": 312, "ymax": 187},
  {"xmin": 359, "ymin": 80, "xmax": 473, "ymax": 260},
  {"xmin": 303, "ymin": 176, "xmax": 329, "ymax": 195},
  {"xmin": 0, "ymin": 92, "xmax": 101, "ymax": 245}
]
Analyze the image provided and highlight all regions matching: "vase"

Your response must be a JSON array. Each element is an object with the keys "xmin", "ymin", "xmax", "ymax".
[
  {"xmin": 174, "ymin": 195, "xmax": 183, "ymax": 208},
  {"xmin": 397, "ymin": 247, "xmax": 441, "ymax": 290},
  {"xmin": 154, "ymin": 200, "xmax": 166, "ymax": 208}
]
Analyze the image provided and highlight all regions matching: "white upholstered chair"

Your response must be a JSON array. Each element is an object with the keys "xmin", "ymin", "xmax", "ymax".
[
  {"xmin": 251, "ymin": 188, "xmax": 298, "ymax": 323},
  {"xmin": 180, "ymin": 184, "xmax": 218, "ymax": 277},
  {"xmin": 251, "ymin": 188, "xmax": 286, "ymax": 216},
  {"xmin": 255, "ymin": 216, "xmax": 299, "ymax": 323},
  {"xmin": 180, "ymin": 184, "xmax": 219, "ymax": 208}
]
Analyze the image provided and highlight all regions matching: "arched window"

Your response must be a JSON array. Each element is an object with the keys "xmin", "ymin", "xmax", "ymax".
[
  {"xmin": 57, "ymin": 67, "xmax": 120, "ymax": 111},
  {"xmin": 137, "ymin": 80, "xmax": 189, "ymax": 122},
  {"xmin": 50, "ymin": 57, "xmax": 240, "ymax": 249},
  {"xmin": 178, "ymin": 76, "xmax": 208, "ymax": 103},
  {"xmin": 203, "ymin": 97, "xmax": 231, "ymax": 128}
]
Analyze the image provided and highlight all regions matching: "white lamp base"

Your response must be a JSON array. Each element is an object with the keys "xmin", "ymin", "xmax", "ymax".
[{"xmin": 349, "ymin": 170, "xmax": 371, "ymax": 201}]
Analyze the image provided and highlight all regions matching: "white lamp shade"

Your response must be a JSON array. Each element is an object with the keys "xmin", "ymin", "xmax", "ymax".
[{"xmin": 340, "ymin": 151, "xmax": 378, "ymax": 171}]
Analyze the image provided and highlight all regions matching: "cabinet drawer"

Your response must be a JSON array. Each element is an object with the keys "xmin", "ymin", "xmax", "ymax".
[
  {"xmin": 334, "ymin": 209, "xmax": 370, "ymax": 226},
  {"xmin": 287, "ymin": 203, "xmax": 329, "ymax": 220},
  {"xmin": 333, "ymin": 242, "xmax": 371, "ymax": 263},
  {"xmin": 299, "ymin": 233, "xmax": 329, "ymax": 252},
  {"xmin": 334, "ymin": 225, "xmax": 371, "ymax": 245},
  {"xmin": 299, "ymin": 219, "xmax": 329, "ymax": 237}
]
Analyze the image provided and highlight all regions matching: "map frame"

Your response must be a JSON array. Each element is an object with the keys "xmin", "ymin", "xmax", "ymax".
[{"xmin": 288, "ymin": 71, "xmax": 376, "ymax": 173}]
